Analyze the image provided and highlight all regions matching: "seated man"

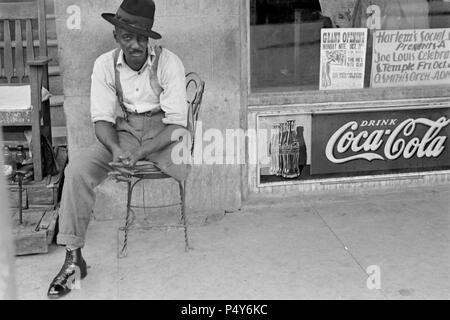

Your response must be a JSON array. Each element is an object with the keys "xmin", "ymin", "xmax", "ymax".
[{"xmin": 48, "ymin": 0, "xmax": 190, "ymax": 299}]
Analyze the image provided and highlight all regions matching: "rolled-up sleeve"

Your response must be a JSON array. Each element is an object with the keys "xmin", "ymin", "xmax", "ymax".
[
  {"xmin": 158, "ymin": 51, "xmax": 188, "ymax": 127},
  {"xmin": 90, "ymin": 57, "xmax": 117, "ymax": 124}
]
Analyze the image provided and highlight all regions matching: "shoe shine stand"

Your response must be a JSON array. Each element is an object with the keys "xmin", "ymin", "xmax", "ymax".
[{"xmin": 8, "ymin": 147, "xmax": 67, "ymax": 256}]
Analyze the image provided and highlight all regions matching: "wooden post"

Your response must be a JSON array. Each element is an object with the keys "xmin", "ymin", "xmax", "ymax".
[{"xmin": 29, "ymin": 65, "xmax": 44, "ymax": 181}]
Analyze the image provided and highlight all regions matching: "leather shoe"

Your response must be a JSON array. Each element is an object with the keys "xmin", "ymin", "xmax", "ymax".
[{"xmin": 47, "ymin": 248, "xmax": 87, "ymax": 299}]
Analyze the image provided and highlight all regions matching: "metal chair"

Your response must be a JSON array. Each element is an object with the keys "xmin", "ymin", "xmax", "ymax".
[
  {"xmin": 109, "ymin": 72, "xmax": 205, "ymax": 258},
  {"xmin": 0, "ymin": 0, "xmax": 52, "ymax": 181}
]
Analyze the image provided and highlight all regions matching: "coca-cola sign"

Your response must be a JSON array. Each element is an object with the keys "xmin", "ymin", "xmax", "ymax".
[{"xmin": 311, "ymin": 108, "xmax": 450, "ymax": 175}]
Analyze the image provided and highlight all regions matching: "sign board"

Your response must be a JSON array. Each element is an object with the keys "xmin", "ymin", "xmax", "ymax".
[
  {"xmin": 311, "ymin": 108, "xmax": 450, "ymax": 175},
  {"xmin": 320, "ymin": 28, "xmax": 368, "ymax": 90},
  {"xmin": 371, "ymin": 28, "xmax": 450, "ymax": 88}
]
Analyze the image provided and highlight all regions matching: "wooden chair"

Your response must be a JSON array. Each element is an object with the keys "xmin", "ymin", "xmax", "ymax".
[
  {"xmin": 0, "ymin": 0, "xmax": 52, "ymax": 181},
  {"xmin": 109, "ymin": 72, "xmax": 205, "ymax": 258}
]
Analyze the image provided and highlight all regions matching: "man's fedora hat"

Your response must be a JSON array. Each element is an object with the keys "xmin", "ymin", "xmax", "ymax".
[{"xmin": 102, "ymin": 0, "xmax": 162, "ymax": 39}]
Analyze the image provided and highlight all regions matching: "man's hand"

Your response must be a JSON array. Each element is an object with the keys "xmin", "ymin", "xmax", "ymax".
[
  {"xmin": 118, "ymin": 148, "xmax": 143, "ymax": 167},
  {"xmin": 112, "ymin": 146, "xmax": 125, "ymax": 163},
  {"xmin": 95, "ymin": 121, "xmax": 123, "ymax": 162}
]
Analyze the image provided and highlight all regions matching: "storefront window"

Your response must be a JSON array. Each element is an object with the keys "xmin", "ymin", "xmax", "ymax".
[{"xmin": 250, "ymin": 0, "xmax": 450, "ymax": 92}]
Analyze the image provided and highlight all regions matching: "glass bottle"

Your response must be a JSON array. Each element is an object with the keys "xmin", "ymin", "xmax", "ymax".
[
  {"xmin": 277, "ymin": 123, "xmax": 287, "ymax": 176},
  {"xmin": 3, "ymin": 145, "xmax": 16, "ymax": 178},
  {"xmin": 3, "ymin": 146, "xmax": 12, "ymax": 165},
  {"xmin": 16, "ymin": 145, "xmax": 25, "ymax": 167},
  {"xmin": 296, "ymin": 126, "xmax": 307, "ymax": 176},
  {"xmin": 269, "ymin": 124, "xmax": 280, "ymax": 175},
  {"xmin": 282, "ymin": 120, "xmax": 300, "ymax": 179}
]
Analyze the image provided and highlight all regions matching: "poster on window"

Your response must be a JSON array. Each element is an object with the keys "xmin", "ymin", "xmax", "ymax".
[
  {"xmin": 371, "ymin": 28, "xmax": 450, "ymax": 88},
  {"xmin": 319, "ymin": 28, "xmax": 368, "ymax": 90}
]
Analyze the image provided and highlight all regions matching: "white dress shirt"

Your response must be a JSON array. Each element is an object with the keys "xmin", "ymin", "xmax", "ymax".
[{"xmin": 90, "ymin": 45, "xmax": 188, "ymax": 127}]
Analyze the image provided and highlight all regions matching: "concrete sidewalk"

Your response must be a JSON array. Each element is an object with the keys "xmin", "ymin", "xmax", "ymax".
[{"xmin": 15, "ymin": 183, "xmax": 450, "ymax": 300}]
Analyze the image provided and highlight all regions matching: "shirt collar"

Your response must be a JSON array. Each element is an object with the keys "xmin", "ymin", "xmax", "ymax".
[{"xmin": 116, "ymin": 45, "xmax": 156, "ymax": 69}]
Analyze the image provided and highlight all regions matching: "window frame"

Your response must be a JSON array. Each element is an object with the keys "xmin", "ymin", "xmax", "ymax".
[
  {"xmin": 242, "ymin": 1, "xmax": 450, "ymax": 193},
  {"xmin": 245, "ymin": 0, "xmax": 450, "ymax": 108}
]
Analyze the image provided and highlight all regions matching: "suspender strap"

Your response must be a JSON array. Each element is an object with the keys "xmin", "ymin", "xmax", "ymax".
[
  {"xmin": 113, "ymin": 48, "xmax": 129, "ymax": 121},
  {"xmin": 112, "ymin": 46, "xmax": 164, "ymax": 122},
  {"xmin": 150, "ymin": 45, "xmax": 163, "ymax": 98}
]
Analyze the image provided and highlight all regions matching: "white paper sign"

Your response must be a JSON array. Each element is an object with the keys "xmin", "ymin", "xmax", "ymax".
[
  {"xmin": 371, "ymin": 28, "xmax": 450, "ymax": 88},
  {"xmin": 319, "ymin": 28, "xmax": 368, "ymax": 90}
]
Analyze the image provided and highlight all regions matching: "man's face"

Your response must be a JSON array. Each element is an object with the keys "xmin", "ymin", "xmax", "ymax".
[{"xmin": 114, "ymin": 27, "xmax": 149, "ymax": 66}]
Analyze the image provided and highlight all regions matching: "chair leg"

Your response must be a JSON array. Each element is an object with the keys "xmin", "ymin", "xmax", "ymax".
[
  {"xmin": 178, "ymin": 180, "xmax": 191, "ymax": 252},
  {"xmin": 118, "ymin": 180, "xmax": 133, "ymax": 258}
]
